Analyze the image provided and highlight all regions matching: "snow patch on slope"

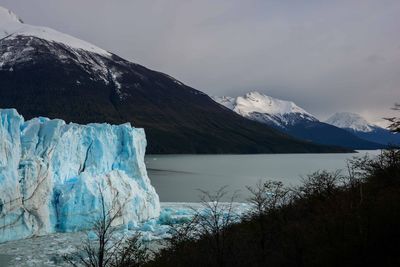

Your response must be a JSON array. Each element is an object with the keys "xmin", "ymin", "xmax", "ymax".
[
  {"xmin": 326, "ymin": 112, "xmax": 375, "ymax": 132},
  {"xmin": 213, "ymin": 96, "xmax": 236, "ymax": 110},
  {"xmin": 0, "ymin": 109, "xmax": 160, "ymax": 243},
  {"xmin": 0, "ymin": 6, "xmax": 109, "ymax": 55}
]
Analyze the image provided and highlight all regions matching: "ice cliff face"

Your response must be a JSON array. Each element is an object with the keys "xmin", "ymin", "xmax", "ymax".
[{"xmin": 0, "ymin": 109, "xmax": 160, "ymax": 243}]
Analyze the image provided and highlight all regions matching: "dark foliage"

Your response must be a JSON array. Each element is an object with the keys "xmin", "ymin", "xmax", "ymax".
[
  {"xmin": 153, "ymin": 187, "xmax": 239, "ymax": 267},
  {"xmin": 386, "ymin": 103, "xmax": 400, "ymax": 133},
  {"xmin": 147, "ymin": 149, "xmax": 400, "ymax": 267}
]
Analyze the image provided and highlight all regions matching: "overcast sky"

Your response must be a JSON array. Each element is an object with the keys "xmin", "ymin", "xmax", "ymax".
[{"xmin": 1, "ymin": 0, "xmax": 399, "ymax": 124}]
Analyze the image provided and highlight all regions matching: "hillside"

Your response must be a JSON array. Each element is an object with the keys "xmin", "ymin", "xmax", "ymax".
[{"xmin": 0, "ymin": 7, "xmax": 346, "ymax": 154}]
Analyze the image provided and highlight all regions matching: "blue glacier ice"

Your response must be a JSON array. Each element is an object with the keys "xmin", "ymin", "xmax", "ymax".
[{"xmin": 0, "ymin": 109, "xmax": 160, "ymax": 243}]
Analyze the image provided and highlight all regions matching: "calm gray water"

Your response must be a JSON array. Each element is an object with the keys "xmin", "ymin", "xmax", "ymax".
[{"xmin": 146, "ymin": 151, "xmax": 380, "ymax": 202}]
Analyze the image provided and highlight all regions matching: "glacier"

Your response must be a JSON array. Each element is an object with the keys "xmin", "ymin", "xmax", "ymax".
[{"xmin": 0, "ymin": 109, "xmax": 160, "ymax": 243}]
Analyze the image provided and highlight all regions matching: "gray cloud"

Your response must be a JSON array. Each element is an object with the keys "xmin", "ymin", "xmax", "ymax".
[{"xmin": 1, "ymin": 0, "xmax": 399, "ymax": 123}]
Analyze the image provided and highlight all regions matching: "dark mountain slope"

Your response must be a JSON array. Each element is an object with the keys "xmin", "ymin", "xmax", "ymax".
[
  {"xmin": 286, "ymin": 120, "xmax": 383, "ymax": 150},
  {"xmin": 0, "ymin": 36, "xmax": 347, "ymax": 154}
]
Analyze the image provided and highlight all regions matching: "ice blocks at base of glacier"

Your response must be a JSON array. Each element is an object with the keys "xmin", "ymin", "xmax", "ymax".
[{"xmin": 0, "ymin": 109, "xmax": 160, "ymax": 243}]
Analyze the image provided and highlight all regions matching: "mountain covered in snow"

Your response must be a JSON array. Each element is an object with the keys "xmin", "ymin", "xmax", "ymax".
[
  {"xmin": 326, "ymin": 112, "xmax": 376, "ymax": 132},
  {"xmin": 326, "ymin": 112, "xmax": 400, "ymax": 146},
  {"xmin": 213, "ymin": 92, "xmax": 318, "ymax": 129},
  {"xmin": 0, "ymin": 109, "xmax": 160, "ymax": 243},
  {"xmin": 0, "ymin": 7, "xmax": 109, "ymax": 56},
  {"xmin": 0, "ymin": 6, "xmax": 342, "ymax": 154},
  {"xmin": 213, "ymin": 92, "xmax": 383, "ymax": 150}
]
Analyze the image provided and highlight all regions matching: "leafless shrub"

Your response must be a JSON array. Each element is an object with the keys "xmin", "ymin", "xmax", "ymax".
[
  {"xmin": 192, "ymin": 186, "xmax": 238, "ymax": 267},
  {"xmin": 295, "ymin": 170, "xmax": 343, "ymax": 199},
  {"xmin": 163, "ymin": 216, "xmax": 198, "ymax": 250},
  {"xmin": 64, "ymin": 187, "xmax": 149, "ymax": 267},
  {"xmin": 110, "ymin": 233, "xmax": 149, "ymax": 267},
  {"xmin": 246, "ymin": 180, "xmax": 288, "ymax": 216}
]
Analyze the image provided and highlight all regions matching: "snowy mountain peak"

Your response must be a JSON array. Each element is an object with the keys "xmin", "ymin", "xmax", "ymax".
[
  {"xmin": 236, "ymin": 91, "xmax": 314, "ymax": 117},
  {"xmin": 326, "ymin": 112, "xmax": 376, "ymax": 132},
  {"xmin": 0, "ymin": 5, "xmax": 109, "ymax": 55},
  {"xmin": 213, "ymin": 91, "xmax": 318, "ymax": 128}
]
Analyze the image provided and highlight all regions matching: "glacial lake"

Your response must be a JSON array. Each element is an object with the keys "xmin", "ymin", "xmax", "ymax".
[{"xmin": 146, "ymin": 150, "xmax": 381, "ymax": 202}]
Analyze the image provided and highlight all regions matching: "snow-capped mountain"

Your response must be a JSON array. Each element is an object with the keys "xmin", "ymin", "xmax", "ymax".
[
  {"xmin": 213, "ymin": 92, "xmax": 318, "ymax": 129},
  {"xmin": 326, "ymin": 112, "xmax": 400, "ymax": 146},
  {"xmin": 0, "ymin": 6, "xmax": 340, "ymax": 154},
  {"xmin": 0, "ymin": 6, "xmax": 109, "ymax": 55},
  {"xmin": 0, "ymin": 6, "xmax": 123, "ymax": 97},
  {"xmin": 326, "ymin": 112, "xmax": 375, "ymax": 132},
  {"xmin": 213, "ymin": 92, "xmax": 384, "ymax": 150}
]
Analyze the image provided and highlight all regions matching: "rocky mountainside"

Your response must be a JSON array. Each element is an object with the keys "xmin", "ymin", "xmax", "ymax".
[
  {"xmin": 0, "ymin": 6, "xmax": 344, "ymax": 154},
  {"xmin": 213, "ymin": 92, "xmax": 383, "ymax": 150}
]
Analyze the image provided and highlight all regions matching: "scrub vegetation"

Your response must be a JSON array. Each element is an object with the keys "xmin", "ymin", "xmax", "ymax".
[
  {"xmin": 147, "ymin": 148, "xmax": 400, "ymax": 267},
  {"xmin": 67, "ymin": 108, "xmax": 400, "ymax": 267}
]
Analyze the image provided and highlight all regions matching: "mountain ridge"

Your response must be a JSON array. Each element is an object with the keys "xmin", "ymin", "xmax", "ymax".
[
  {"xmin": 0, "ymin": 7, "xmax": 347, "ymax": 154},
  {"xmin": 213, "ymin": 92, "xmax": 384, "ymax": 150},
  {"xmin": 326, "ymin": 112, "xmax": 376, "ymax": 132},
  {"xmin": 213, "ymin": 91, "xmax": 318, "ymax": 129},
  {"xmin": 326, "ymin": 112, "xmax": 400, "ymax": 146}
]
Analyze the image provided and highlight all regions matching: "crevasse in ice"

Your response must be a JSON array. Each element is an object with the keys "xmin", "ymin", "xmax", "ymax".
[{"xmin": 0, "ymin": 109, "xmax": 160, "ymax": 243}]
